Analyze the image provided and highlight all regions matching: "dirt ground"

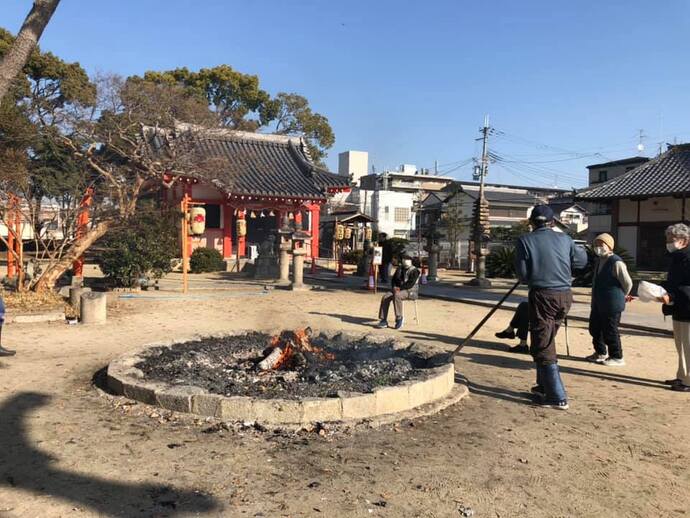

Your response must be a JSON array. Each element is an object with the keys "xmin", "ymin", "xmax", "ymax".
[{"xmin": 1, "ymin": 281, "xmax": 688, "ymax": 518}]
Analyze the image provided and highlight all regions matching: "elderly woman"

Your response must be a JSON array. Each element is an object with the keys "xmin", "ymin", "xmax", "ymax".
[{"xmin": 660, "ymin": 223, "xmax": 690, "ymax": 392}]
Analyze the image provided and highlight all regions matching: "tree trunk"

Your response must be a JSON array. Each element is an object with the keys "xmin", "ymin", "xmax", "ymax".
[
  {"xmin": 0, "ymin": 0, "xmax": 61, "ymax": 103},
  {"xmin": 32, "ymin": 220, "xmax": 111, "ymax": 292}
]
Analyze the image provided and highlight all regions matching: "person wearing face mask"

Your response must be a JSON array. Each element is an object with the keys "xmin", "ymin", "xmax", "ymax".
[
  {"xmin": 659, "ymin": 223, "xmax": 690, "ymax": 392},
  {"xmin": 375, "ymin": 254, "xmax": 420, "ymax": 330},
  {"xmin": 586, "ymin": 233, "xmax": 633, "ymax": 366},
  {"xmin": 515, "ymin": 205, "xmax": 588, "ymax": 410}
]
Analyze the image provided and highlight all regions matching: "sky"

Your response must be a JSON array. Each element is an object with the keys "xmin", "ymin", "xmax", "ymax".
[{"xmin": 2, "ymin": 0, "xmax": 690, "ymax": 188}]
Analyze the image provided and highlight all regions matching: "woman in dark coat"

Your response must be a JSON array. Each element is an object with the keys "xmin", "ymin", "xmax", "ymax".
[{"xmin": 659, "ymin": 223, "xmax": 690, "ymax": 392}]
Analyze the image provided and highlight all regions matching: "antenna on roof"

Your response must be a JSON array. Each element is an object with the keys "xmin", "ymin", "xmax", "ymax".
[{"xmin": 637, "ymin": 129, "xmax": 646, "ymax": 154}]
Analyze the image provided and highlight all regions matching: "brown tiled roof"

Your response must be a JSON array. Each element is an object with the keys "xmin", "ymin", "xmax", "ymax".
[
  {"xmin": 151, "ymin": 125, "xmax": 349, "ymax": 199},
  {"xmin": 576, "ymin": 145, "xmax": 690, "ymax": 200}
]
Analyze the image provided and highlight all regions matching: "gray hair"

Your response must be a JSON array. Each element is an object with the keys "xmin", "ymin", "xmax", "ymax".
[{"xmin": 665, "ymin": 223, "xmax": 690, "ymax": 241}]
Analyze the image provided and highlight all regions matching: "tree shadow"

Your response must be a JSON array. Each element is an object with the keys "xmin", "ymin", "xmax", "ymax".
[{"xmin": 0, "ymin": 392, "xmax": 220, "ymax": 517}]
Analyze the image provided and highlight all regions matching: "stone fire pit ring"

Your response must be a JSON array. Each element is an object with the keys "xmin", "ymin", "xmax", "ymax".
[{"xmin": 106, "ymin": 330, "xmax": 466, "ymax": 426}]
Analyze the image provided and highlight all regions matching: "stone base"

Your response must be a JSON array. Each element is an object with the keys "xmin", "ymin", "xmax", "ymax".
[{"xmin": 467, "ymin": 277, "xmax": 492, "ymax": 288}]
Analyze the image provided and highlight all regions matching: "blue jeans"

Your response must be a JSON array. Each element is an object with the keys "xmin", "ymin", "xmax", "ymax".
[{"xmin": 536, "ymin": 363, "xmax": 567, "ymax": 403}]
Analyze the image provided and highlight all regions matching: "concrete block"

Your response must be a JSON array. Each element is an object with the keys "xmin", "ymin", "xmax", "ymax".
[
  {"xmin": 301, "ymin": 397, "xmax": 342, "ymax": 423},
  {"xmin": 218, "ymin": 396, "xmax": 254, "ymax": 421},
  {"xmin": 106, "ymin": 373, "xmax": 124, "ymax": 395},
  {"xmin": 252, "ymin": 399, "xmax": 303, "ymax": 424},
  {"xmin": 407, "ymin": 379, "xmax": 434, "ymax": 409},
  {"xmin": 156, "ymin": 386, "xmax": 205, "ymax": 413},
  {"xmin": 80, "ymin": 291, "xmax": 106, "ymax": 324},
  {"xmin": 340, "ymin": 392, "xmax": 376, "ymax": 420},
  {"xmin": 192, "ymin": 393, "xmax": 223, "ymax": 417},
  {"xmin": 374, "ymin": 385, "xmax": 411, "ymax": 415},
  {"xmin": 123, "ymin": 381, "xmax": 157, "ymax": 405}
]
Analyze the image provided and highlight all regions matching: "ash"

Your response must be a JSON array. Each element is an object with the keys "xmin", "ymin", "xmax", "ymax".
[{"xmin": 135, "ymin": 332, "xmax": 428, "ymax": 399}]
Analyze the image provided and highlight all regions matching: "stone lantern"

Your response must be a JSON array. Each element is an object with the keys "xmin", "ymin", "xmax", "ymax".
[
  {"xmin": 290, "ymin": 229, "xmax": 311, "ymax": 291},
  {"xmin": 277, "ymin": 215, "xmax": 294, "ymax": 286}
]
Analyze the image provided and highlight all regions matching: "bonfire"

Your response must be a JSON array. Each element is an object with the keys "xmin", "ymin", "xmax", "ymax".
[{"xmin": 257, "ymin": 327, "xmax": 335, "ymax": 371}]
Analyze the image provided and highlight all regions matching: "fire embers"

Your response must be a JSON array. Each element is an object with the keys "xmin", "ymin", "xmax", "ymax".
[{"xmin": 258, "ymin": 327, "xmax": 336, "ymax": 371}]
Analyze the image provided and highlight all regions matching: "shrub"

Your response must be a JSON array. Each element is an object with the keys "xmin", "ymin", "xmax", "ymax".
[
  {"xmin": 342, "ymin": 249, "xmax": 364, "ymax": 265},
  {"xmin": 486, "ymin": 246, "xmax": 517, "ymax": 278},
  {"xmin": 385, "ymin": 237, "xmax": 409, "ymax": 262},
  {"xmin": 190, "ymin": 247, "xmax": 225, "ymax": 273},
  {"xmin": 99, "ymin": 209, "xmax": 178, "ymax": 288}
]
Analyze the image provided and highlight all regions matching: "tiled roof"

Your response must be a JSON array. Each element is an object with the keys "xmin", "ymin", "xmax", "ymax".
[
  {"xmin": 586, "ymin": 156, "xmax": 650, "ymax": 170},
  {"xmin": 150, "ymin": 126, "xmax": 349, "ymax": 200},
  {"xmin": 576, "ymin": 145, "xmax": 690, "ymax": 200}
]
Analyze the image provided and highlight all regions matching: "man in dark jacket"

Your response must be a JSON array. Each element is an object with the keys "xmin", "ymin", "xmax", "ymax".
[
  {"xmin": 660, "ymin": 223, "xmax": 690, "ymax": 392},
  {"xmin": 376, "ymin": 254, "xmax": 420, "ymax": 330},
  {"xmin": 515, "ymin": 205, "xmax": 588, "ymax": 409}
]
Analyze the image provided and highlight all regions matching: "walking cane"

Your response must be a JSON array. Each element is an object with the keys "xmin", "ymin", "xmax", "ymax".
[
  {"xmin": 448, "ymin": 280, "xmax": 521, "ymax": 361},
  {"xmin": 564, "ymin": 315, "xmax": 571, "ymax": 357}
]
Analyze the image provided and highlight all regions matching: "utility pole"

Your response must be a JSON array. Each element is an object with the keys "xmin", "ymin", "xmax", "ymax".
[{"xmin": 468, "ymin": 115, "xmax": 492, "ymax": 287}]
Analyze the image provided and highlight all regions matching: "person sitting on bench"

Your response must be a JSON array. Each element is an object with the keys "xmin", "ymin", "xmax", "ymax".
[
  {"xmin": 375, "ymin": 254, "xmax": 420, "ymax": 330},
  {"xmin": 495, "ymin": 301, "xmax": 530, "ymax": 353}
]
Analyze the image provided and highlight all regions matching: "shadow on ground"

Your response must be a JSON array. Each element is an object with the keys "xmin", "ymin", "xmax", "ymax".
[{"xmin": 0, "ymin": 392, "xmax": 220, "ymax": 517}]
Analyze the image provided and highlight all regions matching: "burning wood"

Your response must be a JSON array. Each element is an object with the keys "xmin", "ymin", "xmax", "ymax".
[{"xmin": 258, "ymin": 327, "xmax": 335, "ymax": 371}]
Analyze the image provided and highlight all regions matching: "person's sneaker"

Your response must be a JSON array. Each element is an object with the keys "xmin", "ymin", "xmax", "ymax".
[
  {"xmin": 375, "ymin": 320, "xmax": 388, "ymax": 329},
  {"xmin": 495, "ymin": 329, "xmax": 516, "ymax": 340},
  {"xmin": 508, "ymin": 344, "xmax": 529, "ymax": 354},
  {"xmin": 603, "ymin": 357, "xmax": 625, "ymax": 367},
  {"xmin": 536, "ymin": 400, "xmax": 569, "ymax": 410},
  {"xmin": 0, "ymin": 346, "xmax": 16, "ymax": 357},
  {"xmin": 394, "ymin": 317, "xmax": 404, "ymax": 330},
  {"xmin": 585, "ymin": 353, "xmax": 607, "ymax": 363},
  {"xmin": 671, "ymin": 383, "xmax": 690, "ymax": 392}
]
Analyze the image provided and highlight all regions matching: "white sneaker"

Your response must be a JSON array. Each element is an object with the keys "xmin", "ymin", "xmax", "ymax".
[
  {"xmin": 603, "ymin": 357, "xmax": 625, "ymax": 367},
  {"xmin": 585, "ymin": 353, "xmax": 607, "ymax": 363}
]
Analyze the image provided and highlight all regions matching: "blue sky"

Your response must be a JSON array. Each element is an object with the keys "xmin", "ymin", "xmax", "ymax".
[{"xmin": 2, "ymin": 0, "xmax": 689, "ymax": 187}]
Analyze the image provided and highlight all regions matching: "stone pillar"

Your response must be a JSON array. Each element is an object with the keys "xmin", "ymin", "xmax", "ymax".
[
  {"xmin": 291, "ymin": 248, "xmax": 307, "ymax": 291},
  {"xmin": 69, "ymin": 287, "xmax": 90, "ymax": 311},
  {"xmin": 279, "ymin": 243, "xmax": 291, "ymax": 286},
  {"xmin": 80, "ymin": 291, "xmax": 106, "ymax": 324},
  {"xmin": 427, "ymin": 244, "xmax": 440, "ymax": 282}
]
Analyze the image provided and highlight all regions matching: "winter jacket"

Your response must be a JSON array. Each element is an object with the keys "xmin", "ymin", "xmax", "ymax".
[
  {"xmin": 515, "ymin": 227, "xmax": 588, "ymax": 290},
  {"xmin": 392, "ymin": 266, "xmax": 420, "ymax": 298},
  {"xmin": 662, "ymin": 246, "xmax": 690, "ymax": 322}
]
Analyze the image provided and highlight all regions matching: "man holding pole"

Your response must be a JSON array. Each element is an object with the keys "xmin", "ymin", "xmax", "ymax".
[{"xmin": 515, "ymin": 205, "xmax": 587, "ymax": 410}]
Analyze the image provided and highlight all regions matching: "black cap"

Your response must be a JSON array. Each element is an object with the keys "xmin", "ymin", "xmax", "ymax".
[{"xmin": 529, "ymin": 204, "xmax": 554, "ymax": 223}]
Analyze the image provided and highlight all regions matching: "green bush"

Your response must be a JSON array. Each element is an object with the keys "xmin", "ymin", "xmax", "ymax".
[
  {"xmin": 99, "ymin": 209, "xmax": 178, "ymax": 288},
  {"xmin": 385, "ymin": 237, "xmax": 409, "ymax": 262},
  {"xmin": 342, "ymin": 249, "xmax": 364, "ymax": 265},
  {"xmin": 486, "ymin": 246, "xmax": 517, "ymax": 278},
  {"xmin": 190, "ymin": 247, "xmax": 225, "ymax": 273}
]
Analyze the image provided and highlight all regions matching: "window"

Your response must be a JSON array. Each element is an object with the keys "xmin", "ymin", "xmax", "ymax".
[
  {"xmin": 204, "ymin": 204, "xmax": 221, "ymax": 229},
  {"xmin": 598, "ymin": 170, "xmax": 608, "ymax": 183},
  {"xmin": 394, "ymin": 207, "xmax": 410, "ymax": 223}
]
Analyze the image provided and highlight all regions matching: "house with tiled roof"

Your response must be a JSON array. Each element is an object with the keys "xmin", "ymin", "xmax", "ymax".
[
  {"xmin": 576, "ymin": 144, "xmax": 690, "ymax": 269},
  {"xmin": 152, "ymin": 125, "xmax": 350, "ymax": 264}
]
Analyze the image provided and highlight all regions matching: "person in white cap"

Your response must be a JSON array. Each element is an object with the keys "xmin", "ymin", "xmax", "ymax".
[{"xmin": 586, "ymin": 233, "xmax": 633, "ymax": 366}]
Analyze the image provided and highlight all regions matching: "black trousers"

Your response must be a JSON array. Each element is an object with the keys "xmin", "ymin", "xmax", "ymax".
[
  {"xmin": 588, "ymin": 310, "xmax": 623, "ymax": 359},
  {"xmin": 510, "ymin": 302, "xmax": 529, "ymax": 340},
  {"xmin": 528, "ymin": 289, "xmax": 573, "ymax": 365}
]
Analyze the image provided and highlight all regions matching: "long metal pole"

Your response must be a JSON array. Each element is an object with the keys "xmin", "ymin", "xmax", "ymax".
[{"xmin": 447, "ymin": 280, "xmax": 520, "ymax": 360}]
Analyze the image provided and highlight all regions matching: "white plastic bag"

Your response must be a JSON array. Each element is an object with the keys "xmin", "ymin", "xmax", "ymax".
[{"xmin": 637, "ymin": 281, "xmax": 667, "ymax": 302}]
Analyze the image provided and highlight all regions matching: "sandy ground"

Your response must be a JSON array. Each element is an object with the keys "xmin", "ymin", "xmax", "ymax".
[{"xmin": 1, "ymin": 281, "xmax": 689, "ymax": 518}]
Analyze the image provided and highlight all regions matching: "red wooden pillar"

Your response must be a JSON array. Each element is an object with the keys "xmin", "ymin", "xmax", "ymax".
[
  {"xmin": 222, "ymin": 204, "xmax": 233, "ymax": 259},
  {"xmin": 73, "ymin": 188, "xmax": 94, "ymax": 277},
  {"xmin": 6, "ymin": 202, "xmax": 15, "ymax": 278},
  {"xmin": 238, "ymin": 210, "xmax": 246, "ymax": 257},
  {"xmin": 184, "ymin": 183, "xmax": 193, "ymax": 257}
]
